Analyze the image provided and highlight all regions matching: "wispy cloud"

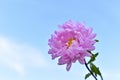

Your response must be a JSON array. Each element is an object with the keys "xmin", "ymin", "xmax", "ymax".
[
  {"xmin": 103, "ymin": 70, "xmax": 120, "ymax": 80},
  {"xmin": 0, "ymin": 36, "xmax": 47, "ymax": 76}
]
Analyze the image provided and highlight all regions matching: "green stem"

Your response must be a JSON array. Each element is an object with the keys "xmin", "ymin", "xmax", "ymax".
[{"xmin": 84, "ymin": 60, "xmax": 97, "ymax": 80}]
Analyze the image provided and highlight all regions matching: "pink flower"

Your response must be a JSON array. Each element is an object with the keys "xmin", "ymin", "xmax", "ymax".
[{"xmin": 48, "ymin": 20, "xmax": 96, "ymax": 71}]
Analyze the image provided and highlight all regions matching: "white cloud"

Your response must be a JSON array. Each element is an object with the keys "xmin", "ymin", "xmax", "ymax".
[
  {"xmin": 0, "ymin": 36, "xmax": 47, "ymax": 76},
  {"xmin": 103, "ymin": 70, "xmax": 120, "ymax": 80}
]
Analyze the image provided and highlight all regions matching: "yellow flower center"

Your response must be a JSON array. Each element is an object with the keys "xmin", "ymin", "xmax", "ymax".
[{"xmin": 67, "ymin": 38, "xmax": 76, "ymax": 48}]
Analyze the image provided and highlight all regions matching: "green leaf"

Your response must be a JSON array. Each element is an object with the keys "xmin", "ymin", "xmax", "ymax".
[
  {"xmin": 96, "ymin": 68, "xmax": 103, "ymax": 80},
  {"xmin": 88, "ymin": 53, "xmax": 99, "ymax": 64},
  {"xmin": 90, "ymin": 63, "xmax": 97, "ymax": 75},
  {"xmin": 95, "ymin": 39, "xmax": 99, "ymax": 42},
  {"xmin": 90, "ymin": 63, "xmax": 103, "ymax": 80},
  {"xmin": 94, "ymin": 52, "xmax": 99, "ymax": 57},
  {"xmin": 85, "ymin": 73, "xmax": 91, "ymax": 79}
]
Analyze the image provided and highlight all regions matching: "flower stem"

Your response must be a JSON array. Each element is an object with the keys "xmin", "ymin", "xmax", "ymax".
[{"xmin": 84, "ymin": 60, "xmax": 98, "ymax": 80}]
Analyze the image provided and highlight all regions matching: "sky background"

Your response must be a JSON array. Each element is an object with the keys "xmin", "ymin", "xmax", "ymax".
[{"xmin": 0, "ymin": 0, "xmax": 120, "ymax": 80}]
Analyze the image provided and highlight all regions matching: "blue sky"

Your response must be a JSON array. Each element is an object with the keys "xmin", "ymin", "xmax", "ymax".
[{"xmin": 0, "ymin": 0, "xmax": 120, "ymax": 80}]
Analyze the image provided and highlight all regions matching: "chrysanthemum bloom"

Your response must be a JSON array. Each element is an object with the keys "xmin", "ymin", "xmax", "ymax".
[{"xmin": 48, "ymin": 20, "xmax": 96, "ymax": 71}]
